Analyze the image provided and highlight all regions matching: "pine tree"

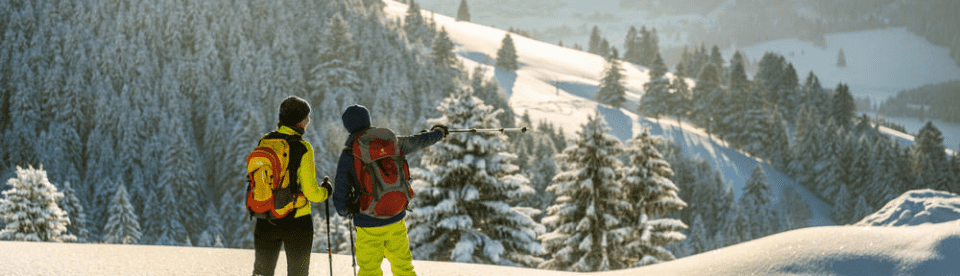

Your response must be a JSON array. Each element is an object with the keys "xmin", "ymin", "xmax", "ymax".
[
  {"xmin": 58, "ymin": 181, "xmax": 89, "ymax": 242},
  {"xmin": 539, "ymin": 113, "xmax": 632, "ymax": 272},
  {"xmin": 814, "ymin": 122, "xmax": 844, "ymax": 202},
  {"xmin": 692, "ymin": 63, "xmax": 722, "ymax": 131},
  {"xmin": 837, "ymin": 48, "xmax": 847, "ymax": 68},
  {"xmin": 527, "ymin": 134, "xmax": 558, "ymax": 211},
  {"xmin": 409, "ymin": 89, "xmax": 544, "ymax": 267},
  {"xmin": 596, "ymin": 55, "xmax": 627, "ymax": 107},
  {"xmin": 911, "ymin": 122, "xmax": 951, "ymax": 191},
  {"xmin": 623, "ymin": 26, "xmax": 640, "ymax": 64},
  {"xmin": 832, "ymin": 183, "xmax": 852, "ymax": 224},
  {"xmin": 587, "ymin": 26, "xmax": 602, "ymax": 55},
  {"xmin": 102, "ymin": 183, "xmax": 141, "ymax": 244},
  {"xmin": 667, "ymin": 64, "xmax": 692, "ymax": 121},
  {"xmin": 496, "ymin": 34, "xmax": 519, "ymax": 71},
  {"xmin": 639, "ymin": 54, "xmax": 670, "ymax": 120},
  {"xmin": 851, "ymin": 195, "xmax": 872, "ymax": 224},
  {"xmin": 0, "ymin": 166, "xmax": 76, "ymax": 242},
  {"xmin": 778, "ymin": 186, "xmax": 810, "ymax": 231},
  {"xmin": 739, "ymin": 164, "xmax": 778, "ymax": 239},
  {"xmin": 622, "ymin": 130, "xmax": 687, "ymax": 266},
  {"xmin": 686, "ymin": 214, "xmax": 711, "ymax": 255},
  {"xmin": 456, "ymin": 0, "xmax": 470, "ymax": 22},
  {"xmin": 832, "ymin": 83, "xmax": 855, "ymax": 128},
  {"xmin": 432, "ymin": 27, "xmax": 459, "ymax": 71}
]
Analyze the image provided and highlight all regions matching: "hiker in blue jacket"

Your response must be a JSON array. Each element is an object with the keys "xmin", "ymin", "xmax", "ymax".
[{"xmin": 333, "ymin": 104, "xmax": 447, "ymax": 276}]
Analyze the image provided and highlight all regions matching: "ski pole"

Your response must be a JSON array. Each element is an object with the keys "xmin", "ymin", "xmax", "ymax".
[
  {"xmin": 323, "ymin": 176, "xmax": 333, "ymax": 276},
  {"xmin": 447, "ymin": 126, "xmax": 528, "ymax": 133},
  {"xmin": 350, "ymin": 221, "xmax": 357, "ymax": 276}
]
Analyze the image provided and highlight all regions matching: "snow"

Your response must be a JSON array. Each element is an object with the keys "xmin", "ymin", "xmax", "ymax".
[
  {"xmin": 3, "ymin": 217, "xmax": 958, "ymax": 275},
  {"xmin": 385, "ymin": 0, "xmax": 836, "ymax": 227},
  {"xmin": 855, "ymin": 189, "xmax": 960, "ymax": 227},
  {"xmin": 726, "ymin": 27, "xmax": 960, "ymax": 105}
]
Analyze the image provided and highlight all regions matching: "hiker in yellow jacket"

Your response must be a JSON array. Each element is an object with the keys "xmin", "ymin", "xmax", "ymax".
[{"xmin": 252, "ymin": 96, "xmax": 332, "ymax": 276}]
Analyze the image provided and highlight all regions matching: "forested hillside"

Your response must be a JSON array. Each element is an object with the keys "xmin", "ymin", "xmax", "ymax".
[{"xmin": 0, "ymin": 0, "xmax": 481, "ymax": 248}]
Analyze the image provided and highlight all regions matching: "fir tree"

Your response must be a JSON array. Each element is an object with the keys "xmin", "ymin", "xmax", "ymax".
[
  {"xmin": 739, "ymin": 164, "xmax": 778, "ymax": 239},
  {"xmin": 588, "ymin": 26, "xmax": 603, "ymax": 55},
  {"xmin": 832, "ymin": 83, "xmax": 855, "ymax": 128},
  {"xmin": 832, "ymin": 183, "xmax": 852, "ymax": 224},
  {"xmin": 539, "ymin": 113, "xmax": 632, "ymax": 272},
  {"xmin": 851, "ymin": 195, "xmax": 872, "ymax": 224},
  {"xmin": 623, "ymin": 130, "xmax": 687, "ymax": 266},
  {"xmin": 692, "ymin": 63, "xmax": 722, "ymax": 131},
  {"xmin": 596, "ymin": 55, "xmax": 627, "ymax": 107},
  {"xmin": 640, "ymin": 54, "xmax": 671, "ymax": 121},
  {"xmin": 58, "ymin": 181, "xmax": 89, "ymax": 242},
  {"xmin": 837, "ymin": 48, "xmax": 847, "ymax": 68},
  {"xmin": 432, "ymin": 27, "xmax": 459, "ymax": 70},
  {"xmin": 102, "ymin": 183, "xmax": 141, "ymax": 244},
  {"xmin": 911, "ymin": 122, "xmax": 951, "ymax": 191},
  {"xmin": 409, "ymin": 89, "xmax": 545, "ymax": 267},
  {"xmin": 456, "ymin": 0, "xmax": 470, "ymax": 22},
  {"xmin": 778, "ymin": 186, "xmax": 810, "ymax": 231},
  {"xmin": 623, "ymin": 26, "xmax": 640, "ymax": 64},
  {"xmin": 496, "ymin": 34, "xmax": 519, "ymax": 71},
  {"xmin": 0, "ymin": 166, "xmax": 75, "ymax": 242},
  {"xmin": 686, "ymin": 214, "xmax": 711, "ymax": 255}
]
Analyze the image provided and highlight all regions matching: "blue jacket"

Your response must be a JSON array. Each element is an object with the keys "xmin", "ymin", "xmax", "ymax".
[{"xmin": 333, "ymin": 105, "xmax": 443, "ymax": 227}]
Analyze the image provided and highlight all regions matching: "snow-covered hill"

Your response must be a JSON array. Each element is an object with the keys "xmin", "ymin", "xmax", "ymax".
[
  {"xmin": 385, "ymin": 1, "xmax": 834, "ymax": 226},
  {"xmin": 3, "ymin": 218, "xmax": 957, "ymax": 275},
  {"xmin": 856, "ymin": 189, "xmax": 960, "ymax": 227},
  {"xmin": 6, "ymin": 189, "xmax": 958, "ymax": 275}
]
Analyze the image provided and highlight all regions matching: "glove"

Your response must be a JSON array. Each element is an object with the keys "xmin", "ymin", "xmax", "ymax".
[
  {"xmin": 320, "ymin": 176, "xmax": 333, "ymax": 195},
  {"xmin": 320, "ymin": 181, "xmax": 332, "ymax": 195},
  {"xmin": 431, "ymin": 124, "xmax": 449, "ymax": 138}
]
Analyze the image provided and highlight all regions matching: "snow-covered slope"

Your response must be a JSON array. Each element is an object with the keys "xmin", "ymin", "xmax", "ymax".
[
  {"xmin": 856, "ymin": 189, "xmax": 960, "ymax": 227},
  {"xmin": 4, "ymin": 218, "xmax": 958, "ymax": 275},
  {"xmin": 385, "ymin": 1, "xmax": 834, "ymax": 226}
]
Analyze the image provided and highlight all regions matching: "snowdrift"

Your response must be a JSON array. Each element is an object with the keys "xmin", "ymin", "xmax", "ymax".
[
  {"xmin": 855, "ymin": 189, "xmax": 960, "ymax": 227},
  {"xmin": 3, "ymin": 220, "xmax": 958, "ymax": 275}
]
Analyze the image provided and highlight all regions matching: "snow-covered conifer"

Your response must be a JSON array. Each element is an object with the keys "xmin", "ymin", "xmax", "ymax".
[
  {"xmin": 596, "ymin": 55, "xmax": 627, "ymax": 107},
  {"xmin": 739, "ymin": 164, "xmax": 778, "ymax": 239},
  {"xmin": 496, "ymin": 34, "xmax": 519, "ymax": 71},
  {"xmin": 640, "ymin": 56, "xmax": 671, "ymax": 121},
  {"xmin": 912, "ymin": 122, "xmax": 950, "ymax": 192},
  {"xmin": 539, "ymin": 113, "xmax": 632, "ymax": 272},
  {"xmin": 58, "ymin": 181, "xmax": 89, "ymax": 242},
  {"xmin": 409, "ymin": 89, "xmax": 544, "ymax": 267},
  {"xmin": 102, "ymin": 182, "xmax": 141, "ymax": 244},
  {"xmin": 0, "ymin": 166, "xmax": 75, "ymax": 242},
  {"xmin": 623, "ymin": 130, "xmax": 687, "ymax": 266},
  {"xmin": 778, "ymin": 187, "xmax": 810, "ymax": 231},
  {"xmin": 431, "ymin": 27, "xmax": 459, "ymax": 70},
  {"xmin": 686, "ymin": 214, "xmax": 711, "ymax": 255},
  {"xmin": 832, "ymin": 183, "xmax": 852, "ymax": 224},
  {"xmin": 851, "ymin": 195, "xmax": 872, "ymax": 224}
]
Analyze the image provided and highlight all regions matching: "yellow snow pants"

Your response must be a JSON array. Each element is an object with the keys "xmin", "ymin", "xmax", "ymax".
[{"xmin": 355, "ymin": 219, "xmax": 417, "ymax": 276}]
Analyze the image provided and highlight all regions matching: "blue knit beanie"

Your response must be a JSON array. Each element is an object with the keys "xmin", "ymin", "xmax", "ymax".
[{"xmin": 342, "ymin": 105, "xmax": 371, "ymax": 133}]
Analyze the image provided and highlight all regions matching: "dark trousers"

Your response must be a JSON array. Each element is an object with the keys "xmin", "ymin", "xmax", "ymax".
[{"xmin": 252, "ymin": 215, "xmax": 314, "ymax": 276}]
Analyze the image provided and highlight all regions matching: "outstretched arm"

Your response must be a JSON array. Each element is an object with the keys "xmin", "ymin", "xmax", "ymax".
[{"xmin": 398, "ymin": 129, "xmax": 444, "ymax": 155}]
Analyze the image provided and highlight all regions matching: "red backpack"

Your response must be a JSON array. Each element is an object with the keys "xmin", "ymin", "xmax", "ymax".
[{"xmin": 349, "ymin": 127, "xmax": 413, "ymax": 219}]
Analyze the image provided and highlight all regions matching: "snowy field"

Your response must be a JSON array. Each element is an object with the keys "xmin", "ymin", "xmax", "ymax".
[
  {"xmin": 3, "ymin": 189, "xmax": 957, "ymax": 275},
  {"xmin": 728, "ymin": 28, "xmax": 960, "ymax": 105}
]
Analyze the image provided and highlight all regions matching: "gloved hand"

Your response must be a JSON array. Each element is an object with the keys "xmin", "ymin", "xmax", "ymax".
[
  {"xmin": 320, "ymin": 176, "xmax": 333, "ymax": 195},
  {"xmin": 431, "ymin": 124, "xmax": 449, "ymax": 138}
]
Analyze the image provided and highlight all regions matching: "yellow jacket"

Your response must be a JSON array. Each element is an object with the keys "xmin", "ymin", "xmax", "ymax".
[{"xmin": 276, "ymin": 126, "xmax": 329, "ymax": 218}]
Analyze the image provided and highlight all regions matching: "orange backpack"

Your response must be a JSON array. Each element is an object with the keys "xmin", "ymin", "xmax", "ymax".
[
  {"xmin": 246, "ymin": 132, "xmax": 307, "ymax": 219},
  {"xmin": 349, "ymin": 128, "xmax": 414, "ymax": 219}
]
